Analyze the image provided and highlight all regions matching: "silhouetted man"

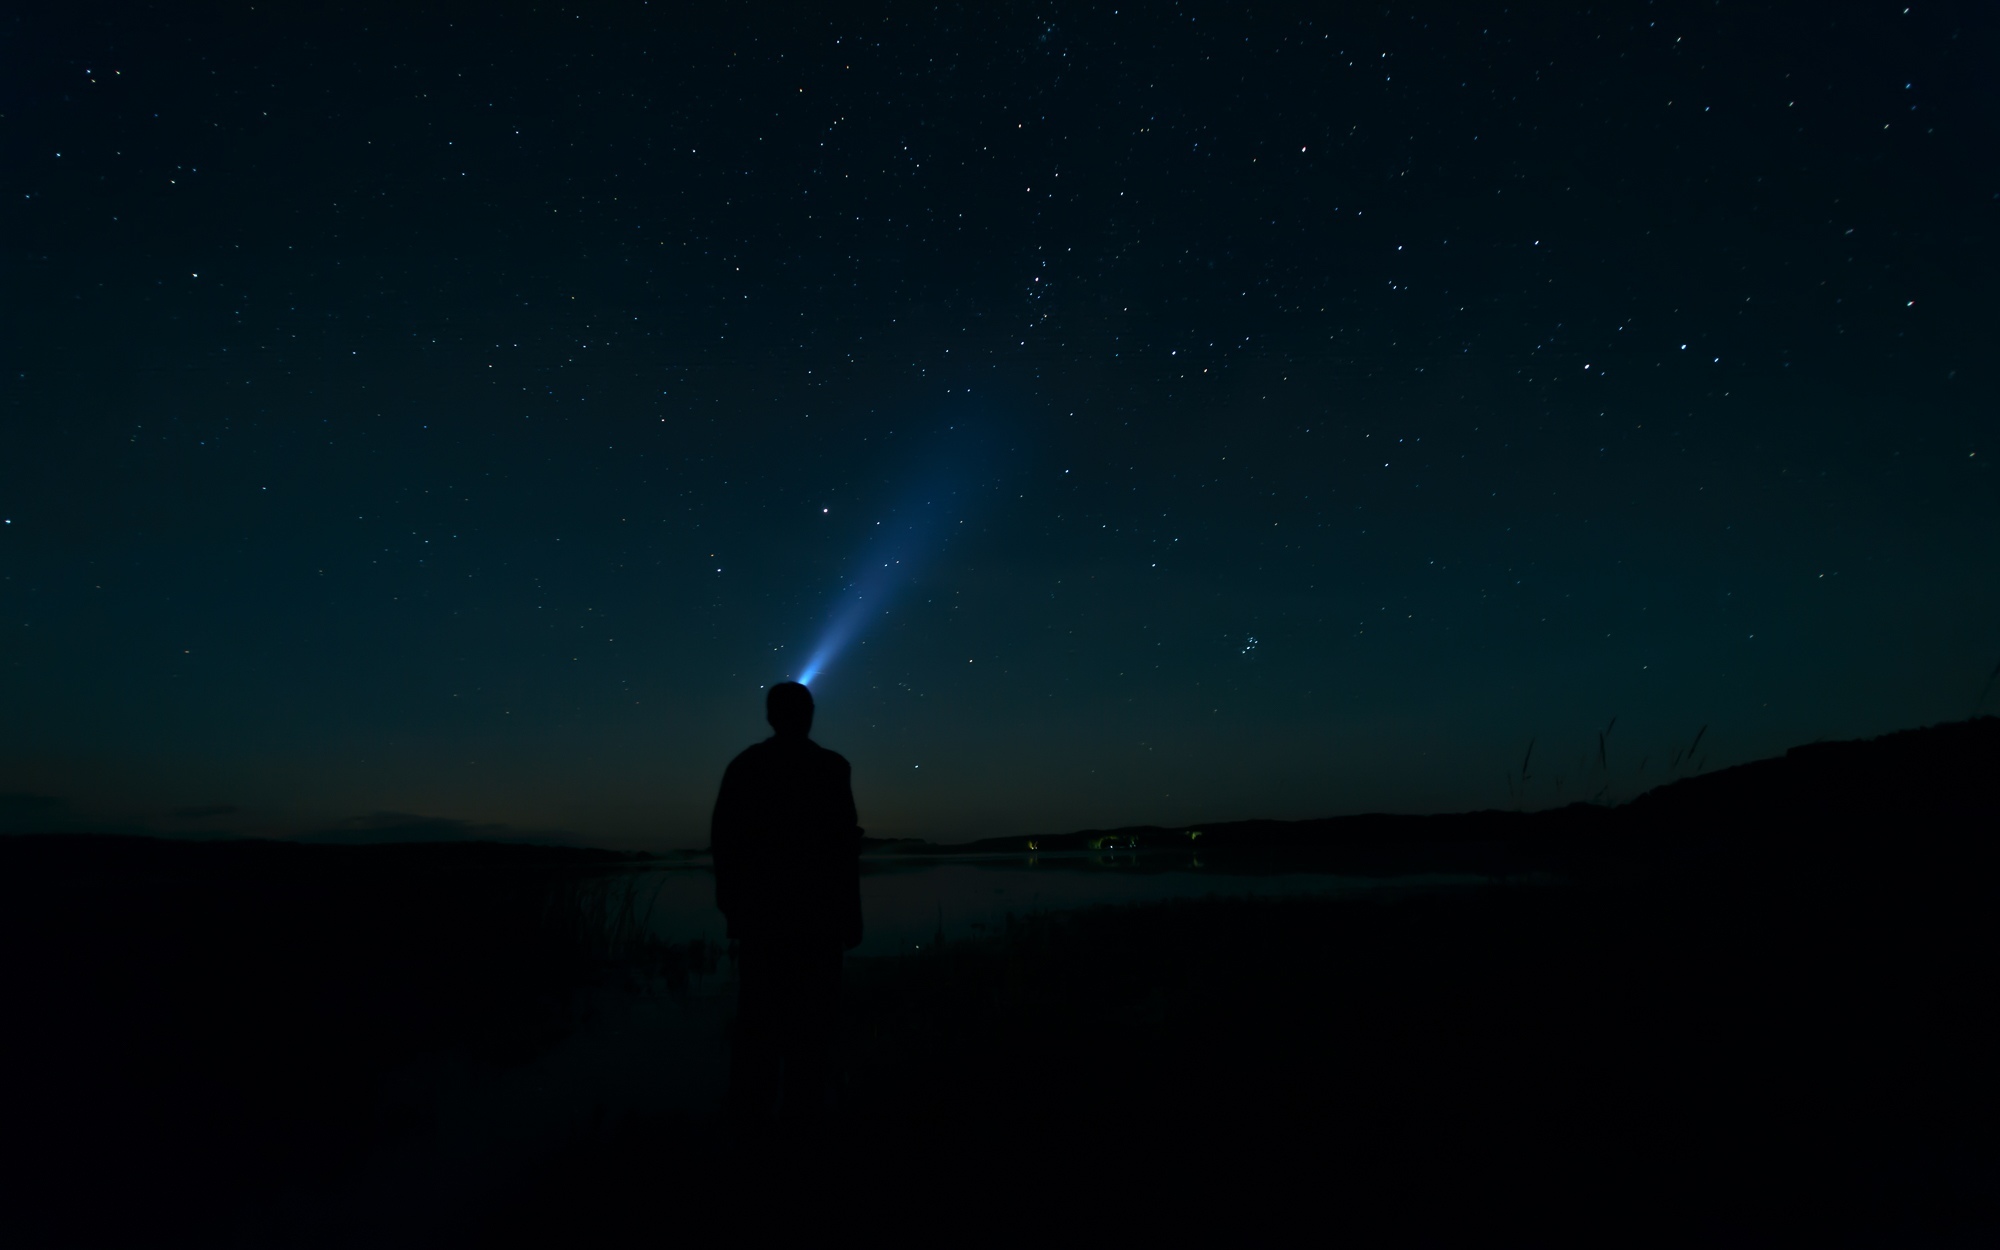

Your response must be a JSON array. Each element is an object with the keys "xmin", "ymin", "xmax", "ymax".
[{"xmin": 711, "ymin": 681, "xmax": 863, "ymax": 1122}]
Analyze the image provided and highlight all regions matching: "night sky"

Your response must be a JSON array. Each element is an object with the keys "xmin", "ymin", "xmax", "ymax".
[{"xmin": 3, "ymin": 3, "xmax": 1994, "ymax": 848}]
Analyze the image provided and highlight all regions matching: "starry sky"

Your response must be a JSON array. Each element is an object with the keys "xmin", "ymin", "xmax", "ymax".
[{"xmin": 3, "ymin": 2, "xmax": 1995, "ymax": 848}]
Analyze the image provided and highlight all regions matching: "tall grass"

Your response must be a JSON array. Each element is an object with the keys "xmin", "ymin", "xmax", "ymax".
[
  {"xmin": 546, "ymin": 868, "xmax": 720, "ymax": 993},
  {"xmin": 1976, "ymin": 658, "xmax": 2000, "ymax": 716},
  {"xmin": 1507, "ymin": 719, "xmax": 1708, "ymax": 809}
]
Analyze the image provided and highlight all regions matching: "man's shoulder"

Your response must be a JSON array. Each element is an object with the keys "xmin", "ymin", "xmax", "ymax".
[
  {"xmin": 778, "ymin": 738, "xmax": 851, "ymax": 778},
  {"xmin": 722, "ymin": 740, "xmax": 781, "ymax": 783},
  {"xmin": 728, "ymin": 737, "xmax": 848, "ymax": 770}
]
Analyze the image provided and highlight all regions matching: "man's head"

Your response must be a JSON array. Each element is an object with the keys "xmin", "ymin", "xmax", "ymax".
[{"xmin": 766, "ymin": 681, "xmax": 814, "ymax": 738}]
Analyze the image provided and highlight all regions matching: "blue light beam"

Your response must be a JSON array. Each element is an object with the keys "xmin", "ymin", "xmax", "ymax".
[
  {"xmin": 793, "ymin": 424, "xmax": 991, "ymax": 688},
  {"xmin": 795, "ymin": 505, "xmax": 942, "ymax": 688}
]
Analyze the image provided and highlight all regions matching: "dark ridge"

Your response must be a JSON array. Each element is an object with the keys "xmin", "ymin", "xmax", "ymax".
[
  {"xmin": 874, "ymin": 717, "xmax": 2000, "ymax": 875},
  {"xmin": 1624, "ymin": 715, "xmax": 2000, "ymax": 829}
]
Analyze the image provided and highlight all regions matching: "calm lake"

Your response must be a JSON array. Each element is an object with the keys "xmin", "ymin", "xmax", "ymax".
[{"xmin": 627, "ymin": 849, "xmax": 1493, "ymax": 957}]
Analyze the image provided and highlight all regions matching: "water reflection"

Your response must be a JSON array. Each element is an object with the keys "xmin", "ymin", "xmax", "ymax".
[{"xmin": 624, "ymin": 852, "xmax": 1491, "ymax": 959}]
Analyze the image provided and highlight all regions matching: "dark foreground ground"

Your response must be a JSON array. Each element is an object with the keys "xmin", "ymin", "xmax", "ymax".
[
  {"xmin": 492, "ymin": 881, "xmax": 1998, "ymax": 1244},
  {"xmin": 5, "ymin": 718, "xmax": 1998, "ymax": 1245}
]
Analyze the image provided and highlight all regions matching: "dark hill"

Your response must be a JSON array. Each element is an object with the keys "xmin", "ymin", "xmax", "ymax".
[{"xmin": 876, "ymin": 716, "xmax": 2000, "ymax": 876}]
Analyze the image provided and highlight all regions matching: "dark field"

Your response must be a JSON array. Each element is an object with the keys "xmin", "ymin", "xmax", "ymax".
[
  {"xmin": 501, "ymin": 875, "xmax": 1998, "ymax": 1243},
  {"xmin": 5, "ymin": 719, "xmax": 1997, "ymax": 1245}
]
